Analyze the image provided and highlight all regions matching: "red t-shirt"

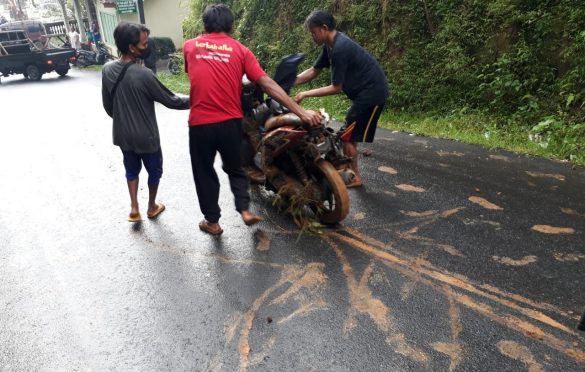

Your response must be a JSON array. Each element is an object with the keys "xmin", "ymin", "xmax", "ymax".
[{"xmin": 183, "ymin": 33, "xmax": 267, "ymax": 126}]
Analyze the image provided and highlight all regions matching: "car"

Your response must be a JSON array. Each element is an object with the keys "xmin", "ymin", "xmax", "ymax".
[
  {"xmin": 0, "ymin": 30, "xmax": 76, "ymax": 82},
  {"xmin": 0, "ymin": 20, "xmax": 48, "ymax": 49}
]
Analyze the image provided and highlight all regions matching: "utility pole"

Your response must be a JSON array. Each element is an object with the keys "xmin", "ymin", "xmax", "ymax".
[
  {"xmin": 72, "ymin": 0, "xmax": 87, "ymax": 42},
  {"xmin": 57, "ymin": 0, "xmax": 70, "ymax": 32},
  {"xmin": 137, "ymin": 0, "xmax": 145, "ymax": 24},
  {"xmin": 83, "ymin": 0, "xmax": 97, "ymax": 27}
]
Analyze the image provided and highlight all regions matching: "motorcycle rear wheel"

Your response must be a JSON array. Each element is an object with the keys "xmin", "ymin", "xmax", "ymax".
[{"xmin": 311, "ymin": 159, "xmax": 349, "ymax": 225}]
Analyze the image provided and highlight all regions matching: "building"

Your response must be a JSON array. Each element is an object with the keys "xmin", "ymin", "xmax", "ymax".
[{"xmin": 95, "ymin": 0, "xmax": 189, "ymax": 53}]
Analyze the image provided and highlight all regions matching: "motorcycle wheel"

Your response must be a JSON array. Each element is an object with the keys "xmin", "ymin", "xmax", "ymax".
[{"xmin": 311, "ymin": 159, "xmax": 349, "ymax": 225}]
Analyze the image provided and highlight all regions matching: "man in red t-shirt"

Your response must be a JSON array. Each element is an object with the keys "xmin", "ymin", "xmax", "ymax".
[{"xmin": 184, "ymin": 4, "xmax": 322, "ymax": 235}]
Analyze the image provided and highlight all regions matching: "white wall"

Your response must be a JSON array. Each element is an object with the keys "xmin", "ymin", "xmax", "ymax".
[{"xmin": 143, "ymin": 0, "xmax": 189, "ymax": 50}]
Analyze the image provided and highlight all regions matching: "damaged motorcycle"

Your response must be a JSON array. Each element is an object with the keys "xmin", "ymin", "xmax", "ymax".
[{"xmin": 242, "ymin": 54, "xmax": 355, "ymax": 225}]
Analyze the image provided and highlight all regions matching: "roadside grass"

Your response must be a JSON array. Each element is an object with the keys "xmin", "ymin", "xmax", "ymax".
[
  {"xmin": 158, "ymin": 72, "xmax": 190, "ymax": 95},
  {"xmin": 78, "ymin": 65, "xmax": 103, "ymax": 72},
  {"xmin": 155, "ymin": 73, "xmax": 584, "ymax": 166}
]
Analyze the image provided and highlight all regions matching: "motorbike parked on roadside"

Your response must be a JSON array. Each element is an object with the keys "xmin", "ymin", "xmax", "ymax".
[
  {"xmin": 242, "ymin": 54, "xmax": 354, "ymax": 225},
  {"xmin": 75, "ymin": 42, "xmax": 115, "ymax": 67}
]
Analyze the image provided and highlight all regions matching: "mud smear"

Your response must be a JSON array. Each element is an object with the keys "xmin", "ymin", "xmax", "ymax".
[
  {"xmin": 254, "ymin": 230, "xmax": 271, "ymax": 252},
  {"xmin": 401, "ymin": 253, "xmax": 429, "ymax": 301},
  {"xmin": 497, "ymin": 340, "xmax": 545, "ymax": 372},
  {"xmin": 462, "ymin": 219, "xmax": 502, "ymax": 229},
  {"xmin": 327, "ymin": 240, "xmax": 430, "ymax": 365},
  {"xmin": 249, "ymin": 336, "xmax": 276, "ymax": 368},
  {"xmin": 353, "ymin": 212, "xmax": 366, "ymax": 220},
  {"xmin": 384, "ymin": 191, "xmax": 398, "ymax": 197},
  {"xmin": 378, "ymin": 166, "xmax": 398, "ymax": 175},
  {"xmin": 414, "ymin": 139, "xmax": 429, "ymax": 145},
  {"xmin": 203, "ymin": 355, "xmax": 223, "ymax": 372},
  {"xmin": 225, "ymin": 312, "xmax": 244, "ymax": 345},
  {"xmin": 531, "ymin": 225, "xmax": 575, "ymax": 234},
  {"xmin": 468, "ymin": 196, "xmax": 504, "ymax": 210},
  {"xmin": 396, "ymin": 184, "xmax": 426, "ymax": 193},
  {"xmin": 553, "ymin": 253, "xmax": 585, "ymax": 262},
  {"xmin": 561, "ymin": 208, "xmax": 585, "ymax": 218},
  {"xmin": 492, "ymin": 255, "xmax": 538, "ymax": 266},
  {"xmin": 277, "ymin": 293, "xmax": 328, "ymax": 324},
  {"xmin": 237, "ymin": 263, "xmax": 327, "ymax": 372},
  {"xmin": 525, "ymin": 171, "xmax": 566, "ymax": 182},
  {"xmin": 440, "ymin": 245, "xmax": 466, "ymax": 257},
  {"xmin": 432, "ymin": 288, "xmax": 463, "ymax": 372},
  {"xmin": 400, "ymin": 210, "xmax": 438, "ymax": 217},
  {"xmin": 437, "ymin": 150, "xmax": 465, "ymax": 157},
  {"xmin": 489, "ymin": 155, "xmax": 511, "ymax": 162},
  {"xmin": 331, "ymin": 229, "xmax": 581, "ymax": 338}
]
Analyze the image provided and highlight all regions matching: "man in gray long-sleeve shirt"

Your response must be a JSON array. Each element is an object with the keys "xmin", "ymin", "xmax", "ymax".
[{"xmin": 102, "ymin": 22, "xmax": 189, "ymax": 222}]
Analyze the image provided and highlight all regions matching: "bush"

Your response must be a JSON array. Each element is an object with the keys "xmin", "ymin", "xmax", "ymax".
[
  {"xmin": 152, "ymin": 37, "xmax": 176, "ymax": 59},
  {"xmin": 183, "ymin": 0, "xmax": 585, "ymax": 132}
]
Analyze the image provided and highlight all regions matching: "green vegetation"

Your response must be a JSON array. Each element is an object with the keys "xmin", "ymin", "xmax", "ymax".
[{"xmin": 181, "ymin": 0, "xmax": 584, "ymax": 165}]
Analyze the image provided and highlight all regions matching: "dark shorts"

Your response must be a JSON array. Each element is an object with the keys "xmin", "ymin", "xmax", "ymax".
[
  {"xmin": 340, "ymin": 103, "xmax": 384, "ymax": 143},
  {"xmin": 121, "ymin": 149, "xmax": 163, "ymax": 185}
]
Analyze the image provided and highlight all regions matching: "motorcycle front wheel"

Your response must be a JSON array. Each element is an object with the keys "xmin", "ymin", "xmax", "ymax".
[{"xmin": 311, "ymin": 159, "xmax": 349, "ymax": 225}]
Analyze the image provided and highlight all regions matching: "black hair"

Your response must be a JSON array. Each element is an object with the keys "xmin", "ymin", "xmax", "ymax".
[
  {"xmin": 113, "ymin": 22, "xmax": 150, "ymax": 54},
  {"xmin": 305, "ymin": 10, "xmax": 336, "ymax": 30},
  {"xmin": 202, "ymin": 4, "xmax": 234, "ymax": 33}
]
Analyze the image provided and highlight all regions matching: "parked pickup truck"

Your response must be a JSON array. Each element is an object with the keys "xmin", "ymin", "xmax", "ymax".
[{"xmin": 0, "ymin": 30, "xmax": 76, "ymax": 82}]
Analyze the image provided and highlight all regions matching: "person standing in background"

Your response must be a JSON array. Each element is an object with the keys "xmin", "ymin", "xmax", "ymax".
[{"xmin": 68, "ymin": 26, "xmax": 81, "ymax": 50}]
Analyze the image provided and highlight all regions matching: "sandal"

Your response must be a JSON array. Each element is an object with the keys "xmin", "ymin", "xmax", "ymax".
[
  {"xmin": 147, "ymin": 203, "xmax": 166, "ymax": 219},
  {"xmin": 128, "ymin": 212, "xmax": 142, "ymax": 222},
  {"xmin": 199, "ymin": 220, "xmax": 223, "ymax": 236}
]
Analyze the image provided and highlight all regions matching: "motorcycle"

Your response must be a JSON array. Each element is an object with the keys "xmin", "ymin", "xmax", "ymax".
[
  {"xmin": 75, "ymin": 42, "xmax": 115, "ymax": 67},
  {"xmin": 242, "ymin": 54, "xmax": 355, "ymax": 225}
]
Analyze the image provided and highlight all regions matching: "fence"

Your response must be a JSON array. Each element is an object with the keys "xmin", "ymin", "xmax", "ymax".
[{"xmin": 45, "ymin": 19, "xmax": 90, "ymax": 36}]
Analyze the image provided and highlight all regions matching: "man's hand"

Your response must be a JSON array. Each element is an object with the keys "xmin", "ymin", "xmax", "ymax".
[
  {"xmin": 299, "ymin": 109, "xmax": 322, "ymax": 127},
  {"xmin": 294, "ymin": 92, "xmax": 306, "ymax": 104}
]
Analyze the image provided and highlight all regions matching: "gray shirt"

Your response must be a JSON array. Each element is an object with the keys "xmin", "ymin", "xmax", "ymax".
[{"xmin": 102, "ymin": 61, "xmax": 189, "ymax": 153}]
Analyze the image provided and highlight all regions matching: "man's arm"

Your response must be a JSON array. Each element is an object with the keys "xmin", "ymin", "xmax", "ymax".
[
  {"xmin": 294, "ymin": 83, "xmax": 343, "ymax": 104},
  {"xmin": 145, "ymin": 73, "xmax": 190, "ymax": 110},
  {"xmin": 294, "ymin": 67, "xmax": 322, "ymax": 86},
  {"xmin": 256, "ymin": 75, "xmax": 322, "ymax": 126},
  {"xmin": 101, "ymin": 73, "xmax": 113, "ymax": 117}
]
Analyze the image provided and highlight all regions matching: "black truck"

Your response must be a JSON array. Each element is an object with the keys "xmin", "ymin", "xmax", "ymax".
[{"xmin": 0, "ymin": 30, "xmax": 76, "ymax": 82}]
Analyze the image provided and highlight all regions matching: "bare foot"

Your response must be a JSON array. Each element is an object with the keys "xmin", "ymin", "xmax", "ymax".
[
  {"xmin": 362, "ymin": 149, "xmax": 372, "ymax": 157},
  {"xmin": 346, "ymin": 177, "xmax": 363, "ymax": 188},
  {"xmin": 241, "ymin": 210, "xmax": 263, "ymax": 226}
]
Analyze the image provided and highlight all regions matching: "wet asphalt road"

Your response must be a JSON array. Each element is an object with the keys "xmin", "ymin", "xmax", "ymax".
[{"xmin": 1, "ymin": 69, "xmax": 584, "ymax": 371}]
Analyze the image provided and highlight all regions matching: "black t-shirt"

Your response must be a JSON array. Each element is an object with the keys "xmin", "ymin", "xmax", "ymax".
[{"xmin": 314, "ymin": 32, "xmax": 388, "ymax": 105}]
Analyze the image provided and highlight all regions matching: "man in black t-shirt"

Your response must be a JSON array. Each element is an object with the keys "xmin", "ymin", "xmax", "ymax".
[{"xmin": 294, "ymin": 10, "xmax": 389, "ymax": 188}]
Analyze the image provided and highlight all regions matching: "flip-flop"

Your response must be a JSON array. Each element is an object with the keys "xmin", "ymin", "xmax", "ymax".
[
  {"xmin": 128, "ymin": 212, "xmax": 142, "ymax": 222},
  {"xmin": 199, "ymin": 220, "xmax": 223, "ymax": 236},
  {"xmin": 242, "ymin": 214, "xmax": 264, "ymax": 226},
  {"xmin": 147, "ymin": 203, "xmax": 166, "ymax": 219}
]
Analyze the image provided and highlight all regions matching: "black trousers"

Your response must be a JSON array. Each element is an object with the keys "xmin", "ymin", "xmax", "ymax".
[{"xmin": 189, "ymin": 119, "xmax": 250, "ymax": 223}]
